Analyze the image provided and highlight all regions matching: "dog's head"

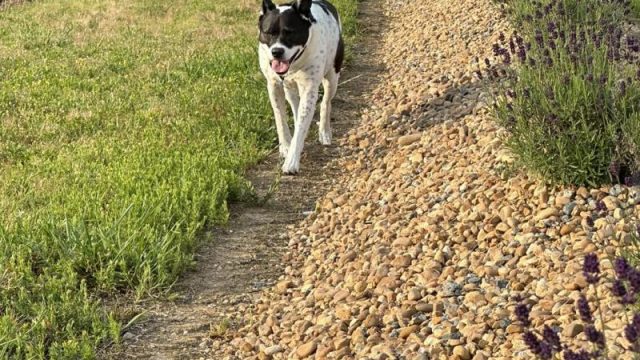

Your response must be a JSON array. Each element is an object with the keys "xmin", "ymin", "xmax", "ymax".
[{"xmin": 259, "ymin": 0, "xmax": 314, "ymax": 75}]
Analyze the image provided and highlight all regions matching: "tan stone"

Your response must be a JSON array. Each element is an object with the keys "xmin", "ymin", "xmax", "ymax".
[{"xmin": 296, "ymin": 341, "xmax": 318, "ymax": 358}]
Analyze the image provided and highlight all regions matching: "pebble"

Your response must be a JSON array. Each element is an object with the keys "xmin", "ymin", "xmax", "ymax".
[{"xmin": 296, "ymin": 341, "xmax": 317, "ymax": 358}]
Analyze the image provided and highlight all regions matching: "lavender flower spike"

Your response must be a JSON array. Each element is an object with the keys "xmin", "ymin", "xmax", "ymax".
[
  {"xmin": 577, "ymin": 295, "xmax": 593, "ymax": 323},
  {"xmin": 614, "ymin": 257, "xmax": 631, "ymax": 279},
  {"xmin": 583, "ymin": 253, "xmax": 600, "ymax": 284},
  {"xmin": 515, "ymin": 303, "xmax": 531, "ymax": 326}
]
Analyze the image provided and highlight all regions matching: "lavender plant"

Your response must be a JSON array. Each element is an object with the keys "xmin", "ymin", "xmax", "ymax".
[
  {"xmin": 516, "ymin": 253, "xmax": 640, "ymax": 359},
  {"xmin": 485, "ymin": 0, "xmax": 640, "ymax": 186}
]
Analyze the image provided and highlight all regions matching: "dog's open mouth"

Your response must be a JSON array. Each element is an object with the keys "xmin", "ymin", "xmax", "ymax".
[{"xmin": 271, "ymin": 59, "xmax": 290, "ymax": 75}]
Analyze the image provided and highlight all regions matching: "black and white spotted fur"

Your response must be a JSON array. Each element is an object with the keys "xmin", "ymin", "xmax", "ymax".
[{"xmin": 259, "ymin": 0, "xmax": 344, "ymax": 174}]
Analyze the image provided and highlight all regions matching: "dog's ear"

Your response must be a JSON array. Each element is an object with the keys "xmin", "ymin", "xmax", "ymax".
[
  {"xmin": 295, "ymin": 0, "xmax": 314, "ymax": 22},
  {"xmin": 261, "ymin": 0, "xmax": 276, "ymax": 15}
]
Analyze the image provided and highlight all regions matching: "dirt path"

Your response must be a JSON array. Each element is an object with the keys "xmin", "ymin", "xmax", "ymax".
[{"xmin": 105, "ymin": 2, "xmax": 383, "ymax": 359}]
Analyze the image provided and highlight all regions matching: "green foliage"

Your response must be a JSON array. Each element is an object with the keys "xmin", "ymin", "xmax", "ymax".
[
  {"xmin": 0, "ymin": 0, "xmax": 359, "ymax": 357},
  {"xmin": 491, "ymin": 0, "xmax": 640, "ymax": 186},
  {"xmin": 633, "ymin": 0, "xmax": 640, "ymax": 18}
]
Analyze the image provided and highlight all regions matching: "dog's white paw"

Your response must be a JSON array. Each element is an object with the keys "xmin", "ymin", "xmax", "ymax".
[
  {"xmin": 319, "ymin": 130, "xmax": 332, "ymax": 146},
  {"xmin": 278, "ymin": 144, "xmax": 290, "ymax": 159},
  {"xmin": 281, "ymin": 157, "xmax": 299, "ymax": 175}
]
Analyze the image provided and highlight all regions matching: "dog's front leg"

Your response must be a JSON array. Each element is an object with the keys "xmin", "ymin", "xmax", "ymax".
[
  {"xmin": 267, "ymin": 81, "xmax": 291, "ymax": 158},
  {"xmin": 282, "ymin": 87, "xmax": 319, "ymax": 174}
]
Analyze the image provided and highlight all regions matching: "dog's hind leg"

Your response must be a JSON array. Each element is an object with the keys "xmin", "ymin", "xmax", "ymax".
[
  {"xmin": 318, "ymin": 70, "xmax": 338, "ymax": 146},
  {"xmin": 267, "ymin": 82, "xmax": 291, "ymax": 158}
]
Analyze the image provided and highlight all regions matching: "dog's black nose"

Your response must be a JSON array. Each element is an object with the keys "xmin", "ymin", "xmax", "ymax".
[{"xmin": 271, "ymin": 47, "xmax": 285, "ymax": 59}]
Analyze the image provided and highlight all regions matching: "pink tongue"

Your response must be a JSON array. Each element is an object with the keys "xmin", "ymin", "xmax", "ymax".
[{"xmin": 271, "ymin": 60, "xmax": 290, "ymax": 73}]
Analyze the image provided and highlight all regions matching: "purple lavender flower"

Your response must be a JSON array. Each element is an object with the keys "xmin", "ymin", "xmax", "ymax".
[
  {"xmin": 523, "ymin": 331, "xmax": 542, "ymax": 354},
  {"xmin": 543, "ymin": 325, "xmax": 561, "ymax": 350},
  {"xmin": 625, "ymin": 176, "xmax": 635, "ymax": 186},
  {"xmin": 629, "ymin": 270, "xmax": 640, "ymax": 293},
  {"xmin": 515, "ymin": 303, "xmax": 531, "ymax": 326},
  {"xmin": 503, "ymin": 52, "xmax": 512, "ymax": 65},
  {"xmin": 492, "ymin": 43, "xmax": 502, "ymax": 56},
  {"xmin": 628, "ymin": 37, "xmax": 640, "ymax": 52},
  {"xmin": 498, "ymin": 32, "xmax": 505, "ymax": 42},
  {"xmin": 622, "ymin": 292, "xmax": 636, "ymax": 305},
  {"xmin": 517, "ymin": 46, "xmax": 527, "ymax": 62},
  {"xmin": 577, "ymin": 295, "xmax": 593, "ymax": 323},
  {"xmin": 569, "ymin": 31, "xmax": 577, "ymax": 45},
  {"xmin": 595, "ymin": 200, "xmax": 606, "ymax": 212},
  {"xmin": 535, "ymin": 30, "xmax": 544, "ymax": 47},
  {"xmin": 614, "ymin": 257, "xmax": 631, "ymax": 279},
  {"xmin": 599, "ymin": 75, "xmax": 608, "ymax": 85},
  {"xmin": 585, "ymin": 325, "xmax": 605, "ymax": 348},
  {"xmin": 612, "ymin": 279, "xmax": 627, "ymax": 297},
  {"xmin": 547, "ymin": 21, "xmax": 557, "ymax": 33},
  {"xmin": 563, "ymin": 350, "xmax": 591, "ymax": 360},
  {"xmin": 583, "ymin": 253, "xmax": 599, "ymax": 274},
  {"xmin": 626, "ymin": 323, "xmax": 639, "ymax": 342},
  {"xmin": 583, "ymin": 253, "xmax": 600, "ymax": 284},
  {"xmin": 539, "ymin": 341, "xmax": 553, "ymax": 359},
  {"xmin": 632, "ymin": 313, "xmax": 640, "ymax": 330},
  {"xmin": 515, "ymin": 34, "xmax": 524, "ymax": 46}
]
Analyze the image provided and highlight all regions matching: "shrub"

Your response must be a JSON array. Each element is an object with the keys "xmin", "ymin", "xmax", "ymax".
[{"xmin": 486, "ymin": 0, "xmax": 640, "ymax": 186}]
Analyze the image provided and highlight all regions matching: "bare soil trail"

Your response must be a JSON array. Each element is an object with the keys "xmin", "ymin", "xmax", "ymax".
[{"xmin": 106, "ymin": 1, "xmax": 384, "ymax": 359}]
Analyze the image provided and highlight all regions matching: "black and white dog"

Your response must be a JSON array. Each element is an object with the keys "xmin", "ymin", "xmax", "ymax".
[{"xmin": 259, "ymin": 0, "xmax": 344, "ymax": 174}]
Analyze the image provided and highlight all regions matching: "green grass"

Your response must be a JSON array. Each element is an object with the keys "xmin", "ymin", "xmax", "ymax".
[
  {"xmin": 633, "ymin": 0, "xmax": 640, "ymax": 18},
  {"xmin": 0, "ymin": 0, "xmax": 358, "ymax": 358},
  {"xmin": 490, "ymin": 0, "xmax": 640, "ymax": 186}
]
